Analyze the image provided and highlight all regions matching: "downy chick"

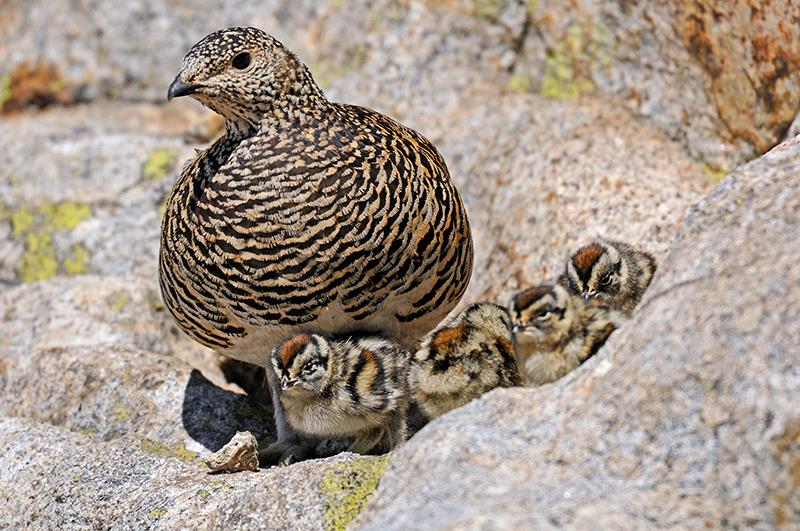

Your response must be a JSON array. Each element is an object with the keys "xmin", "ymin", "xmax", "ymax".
[
  {"xmin": 410, "ymin": 303, "xmax": 522, "ymax": 420},
  {"xmin": 510, "ymin": 285, "xmax": 625, "ymax": 386},
  {"xmin": 271, "ymin": 334, "xmax": 410, "ymax": 456},
  {"xmin": 560, "ymin": 239, "xmax": 656, "ymax": 314}
]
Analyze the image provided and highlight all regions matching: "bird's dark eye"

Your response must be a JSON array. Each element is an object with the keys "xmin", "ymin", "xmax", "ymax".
[
  {"xmin": 536, "ymin": 309, "xmax": 550, "ymax": 319},
  {"xmin": 600, "ymin": 273, "xmax": 613, "ymax": 286},
  {"xmin": 302, "ymin": 362, "xmax": 315, "ymax": 374},
  {"xmin": 232, "ymin": 52, "xmax": 251, "ymax": 70}
]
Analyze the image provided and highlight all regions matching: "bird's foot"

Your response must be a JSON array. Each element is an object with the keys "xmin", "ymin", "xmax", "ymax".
[{"xmin": 258, "ymin": 438, "xmax": 315, "ymax": 468}]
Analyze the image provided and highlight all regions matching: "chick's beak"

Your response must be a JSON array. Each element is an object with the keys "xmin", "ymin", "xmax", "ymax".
[
  {"xmin": 583, "ymin": 291, "xmax": 590, "ymax": 301},
  {"xmin": 167, "ymin": 76, "xmax": 200, "ymax": 101}
]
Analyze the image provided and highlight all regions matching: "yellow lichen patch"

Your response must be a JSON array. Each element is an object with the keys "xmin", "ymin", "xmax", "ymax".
[
  {"xmin": 506, "ymin": 73, "xmax": 531, "ymax": 94},
  {"xmin": 63, "ymin": 243, "xmax": 91, "ymax": 274},
  {"xmin": 7, "ymin": 201, "xmax": 92, "ymax": 282},
  {"xmin": 138, "ymin": 438, "xmax": 198, "ymax": 462},
  {"xmin": 113, "ymin": 404, "xmax": 130, "ymax": 421},
  {"xmin": 148, "ymin": 291, "xmax": 165, "ymax": 313},
  {"xmin": 701, "ymin": 162, "xmax": 727, "ymax": 183},
  {"xmin": 109, "ymin": 292, "xmax": 130, "ymax": 313},
  {"xmin": 18, "ymin": 231, "xmax": 58, "ymax": 283},
  {"xmin": 0, "ymin": 73, "xmax": 11, "ymax": 111},
  {"xmin": 142, "ymin": 148, "xmax": 179, "ymax": 181},
  {"xmin": 321, "ymin": 456, "xmax": 389, "ymax": 531},
  {"xmin": 10, "ymin": 205, "xmax": 34, "ymax": 238},
  {"xmin": 147, "ymin": 508, "xmax": 167, "ymax": 519},
  {"xmin": 197, "ymin": 489, "xmax": 211, "ymax": 498},
  {"xmin": 540, "ymin": 20, "xmax": 613, "ymax": 99},
  {"xmin": 472, "ymin": 0, "xmax": 505, "ymax": 19},
  {"xmin": 40, "ymin": 202, "xmax": 92, "ymax": 231}
]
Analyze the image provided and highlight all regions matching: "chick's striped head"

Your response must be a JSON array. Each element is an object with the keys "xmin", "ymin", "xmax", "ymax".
[
  {"xmin": 272, "ymin": 334, "xmax": 330, "ymax": 394},
  {"xmin": 510, "ymin": 284, "xmax": 575, "ymax": 345},
  {"xmin": 564, "ymin": 240, "xmax": 623, "ymax": 303},
  {"xmin": 168, "ymin": 27, "xmax": 324, "ymax": 126}
]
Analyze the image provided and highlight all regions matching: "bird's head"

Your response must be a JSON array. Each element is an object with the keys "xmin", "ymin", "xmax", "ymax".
[
  {"xmin": 271, "ymin": 334, "xmax": 330, "ymax": 395},
  {"xmin": 564, "ymin": 240, "xmax": 622, "ymax": 303},
  {"xmin": 168, "ymin": 27, "xmax": 325, "ymax": 132},
  {"xmin": 510, "ymin": 284, "xmax": 574, "ymax": 345}
]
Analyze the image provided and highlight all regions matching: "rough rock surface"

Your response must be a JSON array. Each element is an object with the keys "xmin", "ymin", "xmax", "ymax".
[
  {"xmin": 0, "ymin": 417, "xmax": 388, "ymax": 530},
  {"xmin": 0, "ymin": 1, "xmax": 797, "ymax": 529},
  {"xmin": 354, "ymin": 138, "xmax": 800, "ymax": 530},
  {"xmin": 3, "ymin": 1, "xmax": 798, "ymax": 169}
]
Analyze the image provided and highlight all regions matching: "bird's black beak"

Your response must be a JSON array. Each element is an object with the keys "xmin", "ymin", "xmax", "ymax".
[
  {"xmin": 167, "ymin": 76, "xmax": 200, "ymax": 101},
  {"xmin": 583, "ymin": 292, "xmax": 590, "ymax": 301}
]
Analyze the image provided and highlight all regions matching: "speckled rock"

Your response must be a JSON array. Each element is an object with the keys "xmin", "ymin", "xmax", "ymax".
[
  {"xmin": 354, "ymin": 138, "xmax": 800, "ymax": 530},
  {"xmin": 1, "ymin": 3, "xmax": 797, "ymax": 529},
  {"xmin": 5, "ymin": 1, "xmax": 795, "ymax": 169},
  {"xmin": 0, "ymin": 418, "xmax": 388, "ymax": 530},
  {"xmin": 0, "ymin": 275, "xmax": 272, "ymax": 452}
]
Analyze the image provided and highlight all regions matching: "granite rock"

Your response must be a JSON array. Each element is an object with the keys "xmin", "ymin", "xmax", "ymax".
[{"xmin": 354, "ymin": 136, "xmax": 800, "ymax": 530}]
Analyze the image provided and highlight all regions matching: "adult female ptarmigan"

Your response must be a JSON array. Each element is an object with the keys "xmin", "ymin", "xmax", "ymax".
[{"xmin": 160, "ymin": 27, "xmax": 473, "ymax": 464}]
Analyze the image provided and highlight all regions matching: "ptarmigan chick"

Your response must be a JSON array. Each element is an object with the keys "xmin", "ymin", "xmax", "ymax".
[
  {"xmin": 410, "ymin": 303, "xmax": 522, "ymax": 420},
  {"xmin": 271, "ymin": 334, "xmax": 410, "ymax": 456},
  {"xmin": 560, "ymin": 239, "xmax": 656, "ymax": 314},
  {"xmin": 510, "ymin": 285, "xmax": 625, "ymax": 386}
]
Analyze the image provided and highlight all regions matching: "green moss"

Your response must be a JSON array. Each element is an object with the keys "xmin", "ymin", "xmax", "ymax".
[
  {"xmin": 113, "ymin": 404, "xmax": 130, "ymax": 421},
  {"xmin": 138, "ymin": 438, "xmax": 198, "ymax": 462},
  {"xmin": 63, "ymin": 243, "xmax": 91, "ymax": 274},
  {"xmin": 109, "ymin": 292, "xmax": 130, "ymax": 313},
  {"xmin": 0, "ymin": 73, "xmax": 10, "ymax": 112},
  {"xmin": 18, "ymin": 231, "xmax": 58, "ymax": 282},
  {"xmin": 147, "ymin": 508, "xmax": 167, "ymax": 519},
  {"xmin": 540, "ymin": 20, "xmax": 612, "ymax": 99},
  {"xmin": 702, "ymin": 162, "xmax": 727, "ymax": 183},
  {"xmin": 197, "ymin": 489, "xmax": 210, "ymax": 498},
  {"xmin": 142, "ymin": 148, "xmax": 179, "ymax": 181},
  {"xmin": 321, "ymin": 456, "xmax": 389, "ymax": 531},
  {"xmin": 40, "ymin": 201, "xmax": 92, "ymax": 231}
]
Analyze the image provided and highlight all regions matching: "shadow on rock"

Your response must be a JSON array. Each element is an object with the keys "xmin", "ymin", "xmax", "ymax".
[{"xmin": 181, "ymin": 370, "xmax": 275, "ymax": 452}]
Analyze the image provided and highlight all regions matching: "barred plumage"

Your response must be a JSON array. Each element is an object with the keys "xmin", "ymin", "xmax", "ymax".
[
  {"xmin": 410, "ymin": 303, "xmax": 522, "ymax": 420},
  {"xmin": 159, "ymin": 27, "xmax": 472, "ymax": 362},
  {"xmin": 272, "ymin": 334, "xmax": 410, "ymax": 455},
  {"xmin": 510, "ymin": 284, "xmax": 625, "ymax": 386},
  {"xmin": 159, "ymin": 27, "xmax": 472, "ymax": 464}
]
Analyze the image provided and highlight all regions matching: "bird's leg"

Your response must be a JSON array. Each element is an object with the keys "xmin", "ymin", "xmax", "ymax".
[
  {"xmin": 371, "ymin": 411, "xmax": 407, "ymax": 454},
  {"xmin": 348, "ymin": 427, "xmax": 385, "ymax": 455},
  {"xmin": 257, "ymin": 363, "xmax": 316, "ymax": 467}
]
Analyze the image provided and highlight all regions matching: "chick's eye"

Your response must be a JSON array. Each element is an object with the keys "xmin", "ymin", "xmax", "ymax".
[
  {"xmin": 536, "ymin": 309, "xmax": 550, "ymax": 319},
  {"xmin": 600, "ymin": 273, "xmax": 613, "ymax": 286},
  {"xmin": 232, "ymin": 52, "xmax": 251, "ymax": 70},
  {"xmin": 302, "ymin": 362, "xmax": 315, "ymax": 374}
]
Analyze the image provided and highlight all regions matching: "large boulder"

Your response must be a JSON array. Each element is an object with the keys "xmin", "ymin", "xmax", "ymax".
[{"xmin": 354, "ymin": 137, "xmax": 800, "ymax": 529}]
